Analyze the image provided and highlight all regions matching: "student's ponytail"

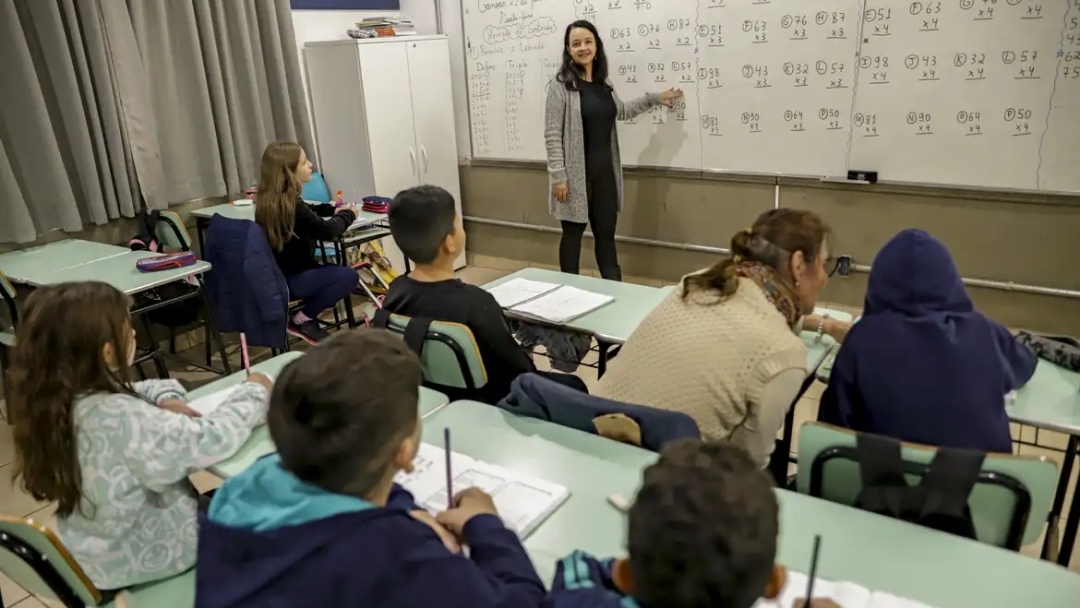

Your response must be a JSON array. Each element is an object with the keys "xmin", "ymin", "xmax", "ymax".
[
  {"xmin": 681, "ymin": 229, "xmax": 754, "ymax": 301},
  {"xmin": 681, "ymin": 209, "xmax": 830, "ymax": 304}
]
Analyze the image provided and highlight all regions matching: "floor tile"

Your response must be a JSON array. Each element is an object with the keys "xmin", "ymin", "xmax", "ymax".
[
  {"xmin": 24, "ymin": 504, "xmax": 56, "ymax": 534},
  {"xmin": 0, "ymin": 464, "xmax": 51, "ymax": 517},
  {"xmin": 0, "ymin": 572, "xmax": 30, "ymax": 607},
  {"xmin": 190, "ymin": 471, "xmax": 224, "ymax": 495},
  {"xmin": 456, "ymin": 266, "xmax": 510, "ymax": 286},
  {"xmin": 466, "ymin": 254, "xmax": 527, "ymax": 272},
  {"xmin": 803, "ymin": 380, "xmax": 826, "ymax": 401},
  {"xmin": 0, "ymin": 424, "xmax": 16, "ymax": 468}
]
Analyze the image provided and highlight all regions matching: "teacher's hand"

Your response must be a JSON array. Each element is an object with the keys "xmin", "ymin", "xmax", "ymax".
[
  {"xmin": 553, "ymin": 182, "xmax": 569, "ymax": 203},
  {"xmin": 660, "ymin": 87, "xmax": 684, "ymax": 108}
]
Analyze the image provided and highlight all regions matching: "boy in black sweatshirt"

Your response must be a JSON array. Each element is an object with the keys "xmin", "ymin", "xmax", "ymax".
[{"xmin": 382, "ymin": 184, "xmax": 537, "ymax": 403}]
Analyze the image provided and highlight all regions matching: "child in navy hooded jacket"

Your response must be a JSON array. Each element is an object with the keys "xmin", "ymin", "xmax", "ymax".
[
  {"xmin": 195, "ymin": 329, "xmax": 545, "ymax": 608},
  {"xmin": 819, "ymin": 229, "xmax": 1036, "ymax": 453}
]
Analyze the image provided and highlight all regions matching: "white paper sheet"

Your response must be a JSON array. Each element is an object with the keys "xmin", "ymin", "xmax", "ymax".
[
  {"xmin": 186, "ymin": 374, "xmax": 274, "ymax": 416},
  {"xmin": 486, "ymin": 278, "xmax": 562, "ymax": 308},
  {"xmin": 395, "ymin": 443, "xmax": 570, "ymax": 538},
  {"xmin": 753, "ymin": 571, "xmax": 936, "ymax": 608},
  {"xmin": 187, "ymin": 387, "xmax": 241, "ymax": 416},
  {"xmin": 509, "ymin": 285, "xmax": 614, "ymax": 325}
]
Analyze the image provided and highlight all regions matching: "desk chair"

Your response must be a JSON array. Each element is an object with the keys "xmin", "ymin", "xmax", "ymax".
[
  {"xmin": 147, "ymin": 211, "xmax": 233, "ymax": 375},
  {"xmin": 797, "ymin": 422, "xmax": 1058, "ymax": 550},
  {"xmin": 370, "ymin": 309, "xmax": 487, "ymax": 393},
  {"xmin": 0, "ymin": 516, "xmax": 193, "ymax": 608},
  {"xmin": 203, "ymin": 216, "xmax": 355, "ymax": 354}
]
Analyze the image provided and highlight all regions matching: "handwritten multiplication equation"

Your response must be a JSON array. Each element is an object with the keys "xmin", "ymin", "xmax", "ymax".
[
  {"xmin": 698, "ymin": 107, "xmax": 847, "ymax": 138},
  {"xmin": 863, "ymin": 0, "xmax": 1056, "ymax": 34},
  {"xmin": 855, "ymin": 48, "xmax": 1053, "ymax": 84},
  {"xmin": 848, "ymin": 106, "xmax": 1038, "ymax": 139}
]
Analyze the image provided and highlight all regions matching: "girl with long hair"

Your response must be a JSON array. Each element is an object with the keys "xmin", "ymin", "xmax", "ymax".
[
  {"xmin": 10, "ymin": 281, "xmax": 273, "ymax": 590},
  {"xmin": 545, "ymin": 20, "xmax": 683, "ymax": 281},
  {"xmin": 255, "ymin": 142, "xmax": 359, "ymax": 344}
]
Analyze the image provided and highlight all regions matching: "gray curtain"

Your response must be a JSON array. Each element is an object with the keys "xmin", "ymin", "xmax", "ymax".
[
  {"xmin": 126, "ymin": 0, "xmax": 315, "ymax": 203},
  {"xmin": 0, "ymin": 0, "xmax": 312, "ymax": 244}
]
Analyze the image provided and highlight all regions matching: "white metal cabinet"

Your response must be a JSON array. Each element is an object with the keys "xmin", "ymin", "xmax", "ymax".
[{"xmin": 305, "ymin": 36, "xmax": 465, "ymax": 271}]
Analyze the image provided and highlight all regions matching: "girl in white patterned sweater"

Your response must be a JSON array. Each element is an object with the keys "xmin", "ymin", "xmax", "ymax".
[{"xmin": 9, "ymin": 281, "xmax": 272, "ymax": 590}]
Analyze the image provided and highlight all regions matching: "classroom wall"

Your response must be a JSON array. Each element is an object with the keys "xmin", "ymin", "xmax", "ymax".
[{"xmin": 458, "ymin": 163, "xmax": 1080, "ymax": 336}]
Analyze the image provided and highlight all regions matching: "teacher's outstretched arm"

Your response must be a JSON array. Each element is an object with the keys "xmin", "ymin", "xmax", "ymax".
[{"xmin": 610, "ymin": 85, "xmax": 684, "ymax": 121}]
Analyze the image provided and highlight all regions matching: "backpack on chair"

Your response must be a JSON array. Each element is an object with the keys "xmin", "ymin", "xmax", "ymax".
[{"xmin": 853, "ymin": 433, "xmax": 984, "ymax": 540}]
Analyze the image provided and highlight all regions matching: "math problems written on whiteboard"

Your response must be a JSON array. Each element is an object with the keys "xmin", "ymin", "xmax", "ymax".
[
  {"xmin": 461, "ymin": 0, "xmax": 1080, "ymax": 192},
  {"xmin": 464, "ymin": 0, "xmax": 575, "ymax": 159},
  {"xmin": 589, "ymin": 0, "xmax": 703, "ymax": 169},
  {"xmin": 848, "ymin": 0, "xmax": 1071, "ymax": 189},
  {"xmin": 694, "ymin": 0, "xmax": 862, "ymax": 175}
]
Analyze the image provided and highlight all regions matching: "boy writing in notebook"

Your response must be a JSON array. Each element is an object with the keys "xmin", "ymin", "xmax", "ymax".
[
  {"xmin": 544, "ymin": 441, "xmax": 838, "ymax": 608},
  {"xmin": 195, "ymin": 330, "xmax": 545, "ymax": 608},
  {"xmin": 383, "ymin": 185, "xmax": 537, "ymax": 403}
]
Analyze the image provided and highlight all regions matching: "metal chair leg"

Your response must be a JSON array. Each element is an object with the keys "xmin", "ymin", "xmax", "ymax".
[
  {"xmin": 139, "ymin": 316, "xmax": 170, "ymax": 379},
  {"xmin": 196, "ymin": 277, "xmax": 232, "ymax": 375}
]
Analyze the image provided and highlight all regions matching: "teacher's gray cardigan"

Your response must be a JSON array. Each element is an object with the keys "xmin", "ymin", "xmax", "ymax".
[{"xmin": 544, "ymin": 79, "xmax": 661, "ymax": 224}]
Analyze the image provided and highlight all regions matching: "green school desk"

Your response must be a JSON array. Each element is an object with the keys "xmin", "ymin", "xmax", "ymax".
[
  {"xmin": 26, "ymin": 250, "xmax": 210, "ymax": 292},
  {"xmin": 422, "ymin": 400, "xmax": 1080, "ymax": 606},
  {"xmin": 484, "ymin": 268, "xmax": 851, "ymax": 378},
  {"xmin": 195, "ymin": 352, "xmax": 451, "ymax": 478},
  {"xmin": 482, "ymin": 269, "xmax": 674, "ymax": 377},
  {"xmin": 0, "ymin": 239, "xmax": 130, "ymax": 284},
  {"xmin": 191, "ymin": 203, "xmax": 389, "ymax": 262},
  {"xmin": 2, "ymin": 249, "xmax": 228, "ymax": 380}
]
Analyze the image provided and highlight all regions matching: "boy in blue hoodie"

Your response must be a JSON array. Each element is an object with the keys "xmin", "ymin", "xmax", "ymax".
[
  {"xmin": 195, "ymin": 329, "xmax": 546, "ymax": 608},
  {"xmin": 544, "ymin": 441, "xmax": 835, "ymax": 608},
  {"xmin": 819, "ymin": 229, "xmax": 1037, "ymax": 453}
]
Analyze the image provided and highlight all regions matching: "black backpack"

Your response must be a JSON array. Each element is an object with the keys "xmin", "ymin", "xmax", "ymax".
[
  {"xmin": 128, "ymin": 210, "xmax": 202, "ymax": 327},
  {"xmin": 852, "ymin": 433, "xmax": 985, "ymax": 540}
]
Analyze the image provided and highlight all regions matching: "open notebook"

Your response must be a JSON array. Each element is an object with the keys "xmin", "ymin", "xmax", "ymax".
[
  {"xmin": 486, "ymin": 278, "xmax": 614, "ymax": 325},
  {"xmin": 395, "ymin": 443, "xmax": 570, "ymax": 539},
  {"xmin": 754, "ymin": 571, "xmax": 937, "ymax": 608}
]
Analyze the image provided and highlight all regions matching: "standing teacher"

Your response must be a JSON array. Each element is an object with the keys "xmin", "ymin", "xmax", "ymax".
[{"xmin": 545, "ymin": 20, "xmax": 683, "ymax": 281}]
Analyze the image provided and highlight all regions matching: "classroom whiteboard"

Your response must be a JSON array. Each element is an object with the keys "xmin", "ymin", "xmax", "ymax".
[{"xmin": 460, "ymin": 0, "xmax": 1080, "ymax": 193}]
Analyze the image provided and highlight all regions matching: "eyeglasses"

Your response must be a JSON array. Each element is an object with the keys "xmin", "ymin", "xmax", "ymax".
[{"xmin": 826, "ymin": 255, "xmax": 852, "ymax": 278}]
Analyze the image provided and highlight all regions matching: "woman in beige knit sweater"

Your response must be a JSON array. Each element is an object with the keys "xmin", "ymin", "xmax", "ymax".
[{"xmin": 594, "ymin": 209, "xmax": 849, "ymax": 467}]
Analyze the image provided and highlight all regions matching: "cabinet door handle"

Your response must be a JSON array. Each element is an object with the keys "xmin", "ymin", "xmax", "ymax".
[
  {"xmin": 409, "ymin": 148, "xmax": 417, "ymax": 174},
  {"xmin": 421, "ymin": 145, "xmax": 429, "ymax": 173}
]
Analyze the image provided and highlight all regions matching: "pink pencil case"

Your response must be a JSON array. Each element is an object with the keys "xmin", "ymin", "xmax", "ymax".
[{"xmin": 136, "ymin": 251, "xmax": 198, "ymax": 273}]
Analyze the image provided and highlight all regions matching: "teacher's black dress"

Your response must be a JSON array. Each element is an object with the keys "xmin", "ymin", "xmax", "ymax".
[{"xmin": 559, "ymin": 78, "xmax": 621, "ymax": 281}]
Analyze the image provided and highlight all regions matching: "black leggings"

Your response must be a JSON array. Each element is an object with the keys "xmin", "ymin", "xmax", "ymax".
[{"xmin": 559, "ymin": 166, "xmax": 621, "ymax": 281}]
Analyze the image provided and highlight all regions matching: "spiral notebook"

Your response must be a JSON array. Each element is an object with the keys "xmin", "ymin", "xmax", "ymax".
[
  {"xmin": 395, "ymin": 443, "xmax": 570, "ymax": 539},
  {"xmin": 486, "ymin": 278, "xmax": 614, "ymax": 325}
]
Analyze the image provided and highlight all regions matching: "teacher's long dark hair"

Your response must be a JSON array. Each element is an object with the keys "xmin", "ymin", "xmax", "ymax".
[{"xmin": 556, "ymin": 20, "xmax": 610, "ymax": 91}]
